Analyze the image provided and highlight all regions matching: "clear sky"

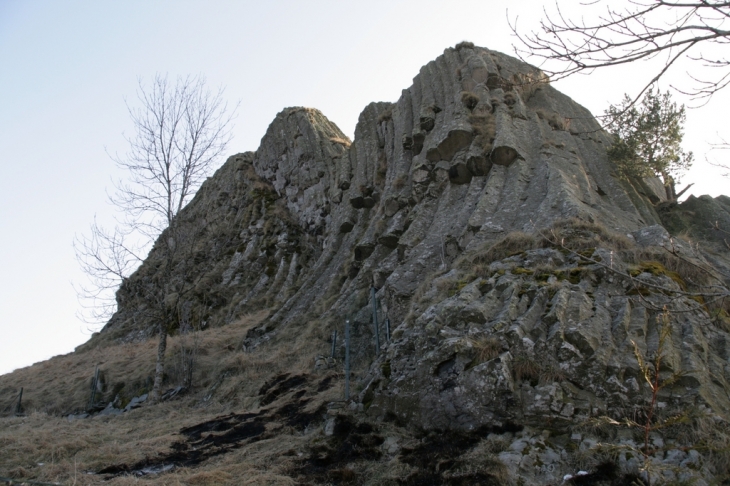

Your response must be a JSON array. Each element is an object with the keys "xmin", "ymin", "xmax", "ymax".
[{"xmin": 1, "ymin": 0, "xmax": 727, "ymax": 376}]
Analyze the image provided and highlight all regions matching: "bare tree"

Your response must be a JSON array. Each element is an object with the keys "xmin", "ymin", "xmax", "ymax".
[
  {"xmin": 511, "ymin": 1, "xmax": 730, "ymax": 105},
  {"xmin": 111, "ymin": 74, "xmax": 235, "ymax": 237},
  {"xmin": 74, "ymin": 74, "xmax": 235, "ymax": 323},
  {"xmin": 74, "ymin": 74, "xmax": 236, "ymax": 402}
]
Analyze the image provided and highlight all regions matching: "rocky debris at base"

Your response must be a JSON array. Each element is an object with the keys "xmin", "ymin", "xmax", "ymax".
[{"xmin": 66, "ymin": 393, "xmax": 148, "ymax": 420}]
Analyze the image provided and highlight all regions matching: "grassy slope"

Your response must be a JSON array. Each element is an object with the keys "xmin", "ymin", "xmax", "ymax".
[{"xmin": 0, "ymin": 310, "xmax": 348, "ymax": 485}]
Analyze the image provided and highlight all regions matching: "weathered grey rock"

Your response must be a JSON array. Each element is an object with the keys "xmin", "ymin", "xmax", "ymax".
[
  {"xmin": 98, "ymin": 402, "xmax": 123, "ymax": 416},
  {"xmin": 123, "ymin": 393, "xmax": 147, "ymax": 412},
  {"xmin": 361, "ymin": 245, "xmax": 730, "ymax": 434},
  {"xmin": 254, "ymin": 107, "xmax": 350, "ymax": 236},
  {"xmin": 93, "ymin": 44, "xmax": 730, "ymax": 484},
  {"xmin": 66, "ymin": 412, "xmax": 89, "ymax": 421}
]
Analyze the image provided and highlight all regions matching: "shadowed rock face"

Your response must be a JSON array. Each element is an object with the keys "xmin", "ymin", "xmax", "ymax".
[{"xmin": 101, "ymin": 45, "xmax": 730, "ymax": 449}]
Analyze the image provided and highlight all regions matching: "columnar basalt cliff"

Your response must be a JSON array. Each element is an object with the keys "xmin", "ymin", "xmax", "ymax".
[{"xmin": 91, "ymin": 44, "xmax": 730, "ymax": 483}]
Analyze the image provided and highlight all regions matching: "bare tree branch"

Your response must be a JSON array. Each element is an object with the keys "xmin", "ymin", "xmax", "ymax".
[
  {"xmin": 511, "ymin": 1, "xmax": 730, "ymax": 103},
  {"xmin": 707, "ymin": 134, "xmax": 730, "ymax": 176},
  {"xmin": 74, "ymin": 74, "xmax": 237, "ymax": 334}
]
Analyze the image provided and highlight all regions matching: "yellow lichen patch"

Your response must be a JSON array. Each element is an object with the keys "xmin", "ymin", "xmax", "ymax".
[{"xmin": 632, "ymin": 261, "xmax": 687, "ymax": 290}]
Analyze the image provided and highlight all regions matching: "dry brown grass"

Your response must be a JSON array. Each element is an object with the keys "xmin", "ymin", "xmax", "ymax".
[
  {"xmin": 467, "ymin": 113, "xmax": 496, "ymax": 153},
  {"xmin": 461, "ymin": 91, "xmax": 479, "ymax": 111},
  {"xmin": 377, "ymin": 108, "xmax": 393, "ymax": 123},
  {"xmin": 545, "ymin": 218, "xmax": 633, "ymax": 252},
  {"xmin": 0, "ymin": 401, "xmax": 313, "ymax": 485},
  {"xmin": 469, "ymin": 337, "xmax": 502, "ymax": 364},
  {"xmin": 513, "ymin": 354, "xmax": 541, "ymax": 382},
  {"xmin": 459, "ymin": 231, "xmax": 538, "ymax": 269},
  {"xmin": 329, "ymin": 136, "xmax": 352, "ymax": 148},
  {"xmin": 454, "ymin": 41, "xmax": 475, "ymax": 50},
  {"xmin": 0, "ymin": 305, "xmax": 352, "ymax": 485},
  {"xmin": 0, "ymin": 310, "xmax": 271, "ymax": 416},
  {"xmin": 536, "ymin": 108, "xmax": 569, "ymax": 131}
]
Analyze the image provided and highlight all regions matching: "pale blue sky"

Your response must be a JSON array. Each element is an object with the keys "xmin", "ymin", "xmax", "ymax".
[{"xmin": 1, "ymin": 0, "xmax": 727, "ymax": 375}]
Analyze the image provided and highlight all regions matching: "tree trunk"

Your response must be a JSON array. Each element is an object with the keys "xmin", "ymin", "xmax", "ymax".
[
  {"xmin": 149, "ymin": 322, "xmax": 168, "ymax": 403},
  {"xmin": 661, "ymin": 171, "xmax": 676, "ymax": 201}
]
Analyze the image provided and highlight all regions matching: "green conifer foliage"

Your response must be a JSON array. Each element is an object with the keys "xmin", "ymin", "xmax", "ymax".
[{"xmin": 605, "ymin": 90, "xmax": 694, "ymax": 200}]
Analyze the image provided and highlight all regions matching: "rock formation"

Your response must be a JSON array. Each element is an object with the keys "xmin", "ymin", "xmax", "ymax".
[{"xmin": 92, "ymin": 44, "xmax": 730, "ymax": 484}]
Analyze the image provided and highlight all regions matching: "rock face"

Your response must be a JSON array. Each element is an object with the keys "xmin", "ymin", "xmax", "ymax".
[
  {"xmin": 363, "ymin": 238, "xmax": 730, "ymax": 428},
  {"xmin": 97, "ymin": 44, "xmax": 730, "ymax": 483},
  {"xmin": 104, "ymin": 45, "xmax": 663, "ymax": 340}
]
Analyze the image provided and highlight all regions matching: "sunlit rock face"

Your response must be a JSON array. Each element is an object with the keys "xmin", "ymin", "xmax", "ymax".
[{"xmin": 102, "ymin": 46, "xmax": 730, "ymax": 481}]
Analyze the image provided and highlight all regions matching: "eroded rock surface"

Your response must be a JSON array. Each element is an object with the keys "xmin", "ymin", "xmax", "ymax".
[{"xmin": 95, "ymin": 44, "xmax": 730, "ymax": 484}]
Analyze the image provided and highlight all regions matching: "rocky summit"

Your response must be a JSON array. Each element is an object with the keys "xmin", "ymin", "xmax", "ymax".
[{"xmin": 4, "ymin": 44, "xmax": 730, "ymax": 485}]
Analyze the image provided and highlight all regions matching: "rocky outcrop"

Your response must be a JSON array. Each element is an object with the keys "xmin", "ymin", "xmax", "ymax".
[
  {"xmin": 363, "ymin": 241, "xmax": 730, "ymax": 430},
  {"xmin": 96, "ymin": 44, "xmax": 730, "ymax": 484}
]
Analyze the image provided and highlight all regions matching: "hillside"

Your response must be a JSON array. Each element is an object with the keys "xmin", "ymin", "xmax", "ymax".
[{"xmin": 2, "ymin": 43, "xmax": 730, "ymax": 486}]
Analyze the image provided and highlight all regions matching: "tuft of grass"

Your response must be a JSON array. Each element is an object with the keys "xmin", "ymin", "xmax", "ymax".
[
  {"xmin": 461, "ymin": 232, "xmax": 538, "ymax": 268},
  {"xmin": 513, "ymin": 354, "xmax": 541, "ymax": 383},
  {"xmin": 629, "ymin": 261, "xmax": 687, "ymax": 290},
  {"xmin": 470, "ymin": 337, "xmax": 502, "ymax": 364},
  {"xmin": 624, "ymin": 247, "xmax": 714, "ymax": 289},
  {"xmin": 539, "ymin": 363, "xmax": 567, "ymax": 384},
  {"xmin": 373, "ymin": 219, "xmax": 387, "ymax": 237},
  {"xmin": 539, "ymin": 218, "xmax": 633, "ymax": 255},
  {"xmin": 503, "ymin": 91, "xmax": 517, "ymax": 106},
  {"xmin": 554, "ymin": 267, "xmax": 588, "ymax": 285},
  {"xmin": 329, "ymin": 136, "xmax": 352, "ymax": 148},
  {"xmin": 468, "ymin": 113, "xmax": 496, "ymax": 153},
  {"xmin": 377, "ymin": 108, "xmax": 393, "ymax": 123},
  {"xmin": 434, "ymin": 275, "xmax": 472, "ymax": 299},
  {"xmin": 461, "ymin": 91, "xmax": 480, "ymax": 111},
  {"xmin": 536, "ymin": 108, "xmax": 569, "ymax": 131}
]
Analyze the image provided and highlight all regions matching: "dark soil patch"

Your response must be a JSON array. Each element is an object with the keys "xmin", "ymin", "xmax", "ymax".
[
  {"xmin": 273, "ymin": 396, "xmax": 325, "ymax": 430},
  {"xmin": 178, "ymin": 412, "xmax": 259, "ymax": 438},
  {"xmin": 399, "ymin": 429, "xmax": 483, "ymax": 472},
  {"xmin": 399, "ymin": 470, "xmax": 502, "ymax": 486},
  {"xmin": 98, "ymin": 376, "xmax": 325, "ymax": 477},
  {"xmin": 97, "ymin": 410, "xmax": 268, "ymax": 475},
  {"xmin": 292, "ymin": 416, "xmax": 384, "ymax": 485},
  {"xmin": 567, "ymin": 461, "xmax": 640, "ymax": 486},
  {"xmin": 259, "ymin": 373, "xmax": 307, "ymax": 406},
  {"xmin": 317, "ymin": 375, "xmax": 336, "ymax": 392},
  {"xmin": 396, "ymin": 426, "xmax": 508, "ymax": 486}
]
